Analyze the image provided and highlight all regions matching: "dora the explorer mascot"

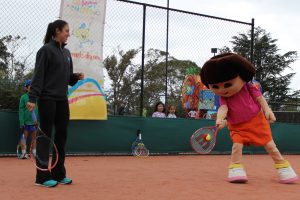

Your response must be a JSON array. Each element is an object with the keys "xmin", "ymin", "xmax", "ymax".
[{"xmin": 200, "ymin": 53, "xmax": 298, "ymax": 184}]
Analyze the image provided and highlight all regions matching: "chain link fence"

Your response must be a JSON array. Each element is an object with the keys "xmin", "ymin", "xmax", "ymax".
[
  {"xmin": 1, "ymin": 0, "xmax": 253, "ymax": 115},
  {"xmin": 104, "ymin": 0, "xmax": 254, "ymax": 116},
  {"xmin": 0, "ymin": 0, "xmax": 60, "ymax": 110},
  {"xmin": 269, "ymin": 102, "xmax": 300, "ymax": 112},
  {"xmin": 269, "ymin": 101, "xmax": 300, "ymax": 123}
]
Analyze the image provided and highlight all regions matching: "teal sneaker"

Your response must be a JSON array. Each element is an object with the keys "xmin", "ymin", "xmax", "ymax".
[
  {"xmin": 58, "ymin": 177, "xmax": 72, "ymax": 185},
  {"xmin": 35, "ymin": 180, "xmax": 58, "ymax": 187}
]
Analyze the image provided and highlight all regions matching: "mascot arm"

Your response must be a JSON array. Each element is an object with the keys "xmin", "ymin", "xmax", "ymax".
[
  {"xmin": 216, "ymin": 105, "xmax": 228, "ymax": 129},
  {"xmin": 256, "ymin": 96, "xmax": 276, "ymax": 123}
]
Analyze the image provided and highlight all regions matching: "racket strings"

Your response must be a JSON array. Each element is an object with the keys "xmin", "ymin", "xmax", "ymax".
[
  {"xmin": 131, "ymin": 139, "xmax": 139, "ymax": 154},
  {"xmin": 16, "ymin": 145, "xmax": 22, "ymax": 158},
  {"xmin": 191, "ymin": 128, "xmax": 216, "ymax": 154},
  {"xmin": 30, "ymin": 127, "xmax": 59, "ymax": 171},
  {"xmin": 35, "ymin": 136, "xmax": 53, "ymax": 167},
  {"xmin": 133, "ymin": 143, "xmax": 149, "ymax": 157}
]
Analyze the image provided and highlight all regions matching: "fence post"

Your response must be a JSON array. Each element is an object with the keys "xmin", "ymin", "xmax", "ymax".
[
  {"xmin": 165, "ymin": 0, "xmax": 170, "ymax": 107},
  {"xmin": 140, "ymin": 5, "xmax": 146, "ymax": 116},
  {"xmin": 250, "ymin": 18, "xmax": 255, "ymax": 64}
]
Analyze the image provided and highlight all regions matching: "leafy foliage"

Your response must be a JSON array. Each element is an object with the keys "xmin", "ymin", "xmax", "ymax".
[
  {"xmin": 0, "ymin": 35, "xmax": 32, "ymax": 110},
  {"xmin": 219, "ymin": 27, "xmax": 299, "ymax": 109},
  {"xmin": 104, "ymin": 48, "xmax": 199, "ymax": 116}
]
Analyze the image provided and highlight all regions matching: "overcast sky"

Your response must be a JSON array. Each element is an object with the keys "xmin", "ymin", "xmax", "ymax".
[
  {"xmin": 1, "ymin": 0, "xmax": 299, "ymax": 91},
  {"xmin": 134, "ymin": 0, "xmax": 300, "ymax": 90}
]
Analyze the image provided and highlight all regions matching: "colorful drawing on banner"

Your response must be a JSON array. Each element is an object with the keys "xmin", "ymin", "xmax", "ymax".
[
  {"xmin": 182, "ymin": 75, "xmax": 202, "ymax": 110},
  {"xmin": 66, "ymin": 0, "xmax": 100, "ymax": 15},
  {"xmin": 199, "ymin": 90, "xmax": 215, "ymax": 110},
  {"xmin": 61, "ymin": 0, "xmax": 107, "ymax": 119},
  {"xmin": 73, "ymin": 23, "xmax": 94, "ymax": 48},
  {"xmin": 68, "ymin": 78, "xmax": 107, "ymax": 120}
]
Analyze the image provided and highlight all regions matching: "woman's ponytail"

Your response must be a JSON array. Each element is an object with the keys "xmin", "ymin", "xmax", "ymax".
[
  {"xmin": 44, "ymin": 22, "xmax": 54, "ymax": 44},
  {"xmin": 43, "ymin": 20, "xmax": 68, "ymax": 44}
]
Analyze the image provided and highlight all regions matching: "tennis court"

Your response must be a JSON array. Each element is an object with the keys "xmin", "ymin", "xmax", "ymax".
[{"xmin": 1, "ymin": 154, "xmax": 299, "ymax": 200}]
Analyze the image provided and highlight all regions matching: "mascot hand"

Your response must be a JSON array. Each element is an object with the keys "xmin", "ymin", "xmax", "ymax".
[
  {"xmin": 216, "ymin": 118, "xmax": 227, "ymax": 129},
  {"xmin": 264, "ymin": 109, "xmax": 276, "ymax": 123}
]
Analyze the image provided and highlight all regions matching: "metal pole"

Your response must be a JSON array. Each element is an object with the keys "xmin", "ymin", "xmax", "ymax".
[
  {"xmin": 250, "ymin": 18, "xmax": 255, "ymax": 64},
  {"xmin": 165, "ymin": 0, "xmax": 170, "ymax": 106},
  {"xmin": 140, "ymin": 5, "xmax": 146, "ymax": 116},
  {"xmin": 113, "ymin": 87, "xmax": 116, "ymax": 115}
]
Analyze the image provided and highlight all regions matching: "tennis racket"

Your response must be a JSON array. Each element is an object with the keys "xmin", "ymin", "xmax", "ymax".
[
  {"xmin": 190, "ymin": 126, "xmax": 218, "ymax": 154},
  {"xmin": 30, "ymin": 111, "xmax": 58, "ymax": 171},
  {"xmin": 132, "ymin": 129, "xmax": 149, "ymax": 157},
  {"xmin": 16, "ymin": 132, "xmax": 26, "ymax": 159}
]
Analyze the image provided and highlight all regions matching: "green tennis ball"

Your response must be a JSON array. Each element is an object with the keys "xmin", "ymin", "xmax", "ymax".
[{"xmin": 206, "ymin": 134, "xmax": 211, "ymax": 141}]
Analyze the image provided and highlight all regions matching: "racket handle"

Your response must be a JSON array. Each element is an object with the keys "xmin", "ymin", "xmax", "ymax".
[
  {"xmin": 31, "ymin": 111, "xmax": 37, "ymax": 123},
  {"xmin": 137, "ymin": 129, "xmax": 142, "ymax": 140},
  {"xmin": 20, "ymin": 133, "xmax": 25, "ymax": 142}
]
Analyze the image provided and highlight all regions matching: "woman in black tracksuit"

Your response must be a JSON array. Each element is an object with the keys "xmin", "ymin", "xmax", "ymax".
[{"xmin": 27, "ymin": 19, "xmax": 84, "ymax": 187}]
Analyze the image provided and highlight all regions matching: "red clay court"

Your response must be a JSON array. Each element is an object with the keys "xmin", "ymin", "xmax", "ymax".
[{"xmin": 0, "ymin": 154, "xmax": 299, "ymax": 200}]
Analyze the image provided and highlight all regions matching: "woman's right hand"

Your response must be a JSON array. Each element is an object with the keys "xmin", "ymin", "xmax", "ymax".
[
  {"xmin": 27, "ymin": 102, "xmax": 36, "ymax": 112},
  {"xmin": 77, "ymin": 73, "xmax": 85, "ymax": 80}
]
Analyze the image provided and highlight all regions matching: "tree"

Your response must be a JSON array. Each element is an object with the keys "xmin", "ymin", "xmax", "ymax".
[
  {"xmin": 104, "ymin": 48, "xmax": 141, "ymax": 115},
  {"xmin": 4, "ymin": 35, "xmax": 31, "ymax": 82},
  {"xmin": 143, "ymin": 49, "xmax": 199, "ymax": 117},
  {"xmin": 104, "ymin": 48, "xmax": 199, "ymax": 117},
  {"xmin": 0, "ymin": 36, "xmax": 10, "ymax": 79},
  {"xmin": 0, "ymin": 35, "xmax": 31, "ymax": 110},
  {"xmin": 219, "ymin": 27, "xmax": 298, "ymax": 109}
]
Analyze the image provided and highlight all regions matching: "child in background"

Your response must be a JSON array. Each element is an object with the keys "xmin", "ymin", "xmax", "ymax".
[
  {"xmin": 152, "ymin": 102, "xmax": 166, "ymax": 118},
  {"xmin": 167, "ymin": 105, "xmax": 177, "ymax": 118},
  {"xmin": 18, "ymin": 80, "xmax": 37, "ymax": 159},
  {"xmin": 187, "ymin": 109, "xmax": 197, "ymax": 119}
]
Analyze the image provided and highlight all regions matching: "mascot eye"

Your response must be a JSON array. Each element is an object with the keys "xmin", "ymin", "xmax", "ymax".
[
  {"xmin": 212, "ymin": 85, "xmax": 219, "ymax": 89},
  {"xmin": 224, "ymin": 83, "xmax": 232, "ymax": 88}
]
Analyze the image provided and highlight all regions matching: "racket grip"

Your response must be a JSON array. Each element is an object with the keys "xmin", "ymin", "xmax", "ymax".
[
  {"xmin": 31, "ymin": 111, "xmax": 37, "ymax": 123},
  {"xmin": 20, "ymin": 133, "xmax": 25, "ymax": 143}
]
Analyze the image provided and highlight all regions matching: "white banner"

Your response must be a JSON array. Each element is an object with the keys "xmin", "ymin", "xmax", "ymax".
[{"xmin": 60, "ymin": 0, "xmax": 107, "ymax": 120}]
